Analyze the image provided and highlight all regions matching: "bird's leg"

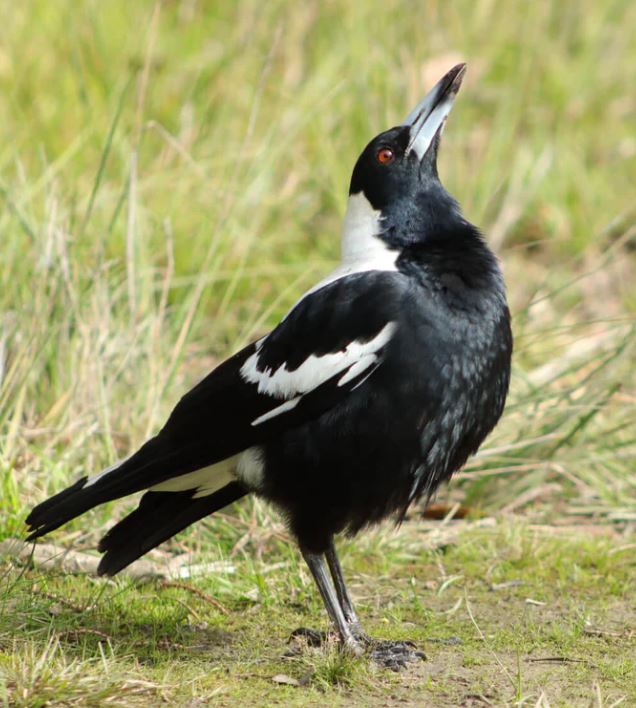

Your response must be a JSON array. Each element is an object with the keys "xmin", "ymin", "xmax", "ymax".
[
  {"xmin": 300, "ymin": 548, "xmax": 364, "ymax": 656},
  {"xmin": 324, "ymin": 539, "xmax": 368, "ymax": 643},
  {"xmin": 292, "ymin": 545, "xmax": 425, "ymax": 671},
  {"xmin": 324, "ymin": 540, "xmax": 426, "ymax": 670}
]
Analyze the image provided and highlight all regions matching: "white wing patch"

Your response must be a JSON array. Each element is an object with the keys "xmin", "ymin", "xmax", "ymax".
[
  {"xmin": 337, "ymin": 354, "xmax": 379, "ymax": 387},
  {"xmin": 236, "ymin": 446, "xmax": 264, "ymax": 489},
  {"xmin": 251, "ymin": 396, "xmax": 301, "ymax": 426},
  {"xmin": 83, "ymin": 456, "xmax": 131, "ymax": 488},
  {"xmin": 241, "ymin": 322, "xmax": 396, "ymax": 425},
  {"xmin": 146, "ymin": 448, "xmax": 265, "ymax": 497},
  {"xmin": 150, "ymin": 457, "xmax": 237, "ymax": 498},
  {"xmin": 241, "ymin": 321, "xmax": 396, "ymax": 398}
]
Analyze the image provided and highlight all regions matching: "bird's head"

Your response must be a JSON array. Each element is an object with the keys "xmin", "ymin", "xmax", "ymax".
[{"xmin": 342, "ymin": 63, "xmax": 468, "ymax": 262}]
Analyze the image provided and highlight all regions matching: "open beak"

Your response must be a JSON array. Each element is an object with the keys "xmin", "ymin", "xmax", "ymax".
[{"xmin": 404, "ymin": 63, "xmax": 467, "ymax": 160}]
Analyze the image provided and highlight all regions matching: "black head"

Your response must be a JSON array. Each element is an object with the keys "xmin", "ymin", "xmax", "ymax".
[{"xmin": 347, "ymin": 64, "xmax": 467, "ymax": 248}]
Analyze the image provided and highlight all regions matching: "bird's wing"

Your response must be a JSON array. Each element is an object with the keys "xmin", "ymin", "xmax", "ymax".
[
  {"xmin": 159, "ymin": 269, "xmax": 407, "ymax": 464},
  {"xmin": 25, "ymin": 270, "xmax": 407, "ymax": 539}
]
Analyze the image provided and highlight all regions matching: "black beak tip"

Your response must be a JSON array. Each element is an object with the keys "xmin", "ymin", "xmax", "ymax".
[{"xmin": 446, "ymin": 63, "xmax": 467, "ymax": 95}]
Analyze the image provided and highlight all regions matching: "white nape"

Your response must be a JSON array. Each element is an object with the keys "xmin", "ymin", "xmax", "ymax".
[
  {"xmin": 240, "ymin": 321, "xmax": 397, "ymax": 400},
  {"xmin": 303, "ymin": 192, "xmax": 399, "ymax": 298},
  {"xmin": 341, "ymin": 191, "xmax": 395, "ymax": 267}
]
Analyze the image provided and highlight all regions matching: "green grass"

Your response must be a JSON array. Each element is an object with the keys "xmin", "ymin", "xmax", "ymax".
[
  {"xmin": 1, "ymin": 522, "xmax": 634, "ymax": 705},
  {"xmin": 0, "ymin": 0, "xmax": 635, "ymax": 704}
]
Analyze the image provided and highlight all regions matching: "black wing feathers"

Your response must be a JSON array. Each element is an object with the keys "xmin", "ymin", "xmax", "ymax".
[
  {"xmin": 97, "ymin": 481, "xmax": 247, "ymax": 576},
  {"xmin": 25, "ymin": 271, "xmax": 409, "ymax": 545},
  {"xmin": 25, "ymin": 476, "xmax": 89, "ymax": 539},
  {"xmin": 26, "ymin": 436, "xmax": 180, "ymax": 539},
  {"xmin": 257, "ymin": 272, "xmax": 404, "ymax": 371}
]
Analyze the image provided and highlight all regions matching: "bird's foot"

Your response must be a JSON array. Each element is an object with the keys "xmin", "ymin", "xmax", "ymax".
[
  {"xmin": 348, "ymin": 621, "xmax": 371, "ymax": 645},
  {"xmin": 288, "ymin": 628, "xmax": 424, "ymax": 668},
  {"xmin": 368, "ymin": 639, "xmax": 426, "ymax": 671},
  {"xmin": 288, "ymin": 627, "xmax": 328, "ymax": 647},
  {"xmin": 290, "ymin": 622, "xmax": 369, "ymax": 647},
  {"xmin": 288, "ymin": 627, "xmax": 365, "ymax": 657}
]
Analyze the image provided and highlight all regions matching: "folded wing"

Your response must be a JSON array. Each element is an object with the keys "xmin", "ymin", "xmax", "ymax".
[{"xmin": 26, "ymin": 271, "xmax": 407, "ymax": 539}]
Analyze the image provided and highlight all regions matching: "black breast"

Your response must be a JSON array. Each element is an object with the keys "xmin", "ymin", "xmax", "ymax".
[
  {"xmin": 258, "ymin": 243, "xmax": 512, "ymax": 553},
  {"xmin": 397, "ymin": 236, "xmax": 512, "ymax": 501}
]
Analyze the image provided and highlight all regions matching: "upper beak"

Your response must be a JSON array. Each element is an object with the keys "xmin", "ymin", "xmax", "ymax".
[{"xmin": 404, "ymin": 63, "xmax": 467, "ymax": 160}]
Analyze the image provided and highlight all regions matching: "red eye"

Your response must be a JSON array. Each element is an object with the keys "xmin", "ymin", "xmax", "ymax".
[{"xmin": 376, "ymin": 147, "xmax": 394, "ymax": 165}]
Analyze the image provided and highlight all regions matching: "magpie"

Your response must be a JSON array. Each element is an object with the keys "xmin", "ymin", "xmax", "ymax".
[{"xmin": 25, "ymin": 63, "xmax": 512, "ymax": 669}]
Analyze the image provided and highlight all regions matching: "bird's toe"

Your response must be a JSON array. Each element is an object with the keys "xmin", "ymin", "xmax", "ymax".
[
  {"xmin": 349, "ymin": 622, "xmax": 372, "ymax": 645},
  {"xmin": 369, "ymin": 640, "xmax": 426, "ymax": 671},
  {"xmin": 288, "ymin": 627, "xmax": 365, "ymax": 658},
  {"xmin": 288, "ymin": 627, "xmax": 328, "ymax": 647}
]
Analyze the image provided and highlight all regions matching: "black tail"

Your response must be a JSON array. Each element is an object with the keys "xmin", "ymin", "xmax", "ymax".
[
  {"xmin": 25, "ymin": 436, "xmax": 220, "ymax": 541},
  {"xmin": 25, "ymin": 476, "xmax": 92, "ymax": 540},
  {"xmin": 97, "ymin": 481, "xmax": 247, "ymax": 576}
]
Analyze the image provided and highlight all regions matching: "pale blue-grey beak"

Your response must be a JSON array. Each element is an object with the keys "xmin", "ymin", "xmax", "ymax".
[{"xmin": 404, "ymin": 63, "xmax": 467, "ymax": 160}]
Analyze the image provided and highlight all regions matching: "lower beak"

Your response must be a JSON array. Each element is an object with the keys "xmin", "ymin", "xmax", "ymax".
[{"xmin": 404, "ymin": 63, "xmax": 466, "ymax": 160}]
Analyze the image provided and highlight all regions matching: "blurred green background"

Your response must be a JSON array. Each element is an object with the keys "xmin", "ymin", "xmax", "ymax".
[{"xmin": 1, "ymin": 0, "xmax": 634, "ymax": 533}]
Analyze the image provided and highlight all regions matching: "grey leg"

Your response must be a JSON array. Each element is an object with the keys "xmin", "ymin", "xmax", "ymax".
[
  {"xmin": 297, "ymin": 544, "xmax": 426, "ymax": 671},
  {"xmin": 325, "ymin": 539, "xmax": 368, "ymax": 641},
  {"xmin": 324, "ymin": 540, "xmax": 426, "ymax": 670},
  {"xmin": 301, "ymin": 548, "xmax": 363, "ymax": 656}
]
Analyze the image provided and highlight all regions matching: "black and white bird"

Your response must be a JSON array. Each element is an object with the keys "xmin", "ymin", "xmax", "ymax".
[{"xmin": 26, "ymin": 64, "xmax": 512, "ymax": 668}]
